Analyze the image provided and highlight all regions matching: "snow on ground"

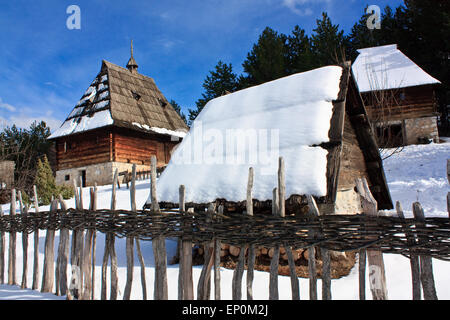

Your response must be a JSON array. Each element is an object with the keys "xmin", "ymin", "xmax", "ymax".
[{"xmin": 0, "ymin": 140, "xmax": 449, "ymax": 300}]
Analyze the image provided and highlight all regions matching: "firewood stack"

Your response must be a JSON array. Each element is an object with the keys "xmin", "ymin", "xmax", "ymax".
[{"xmin": 195, "ymin": 243, "xmax": 319, "ymax": 265}]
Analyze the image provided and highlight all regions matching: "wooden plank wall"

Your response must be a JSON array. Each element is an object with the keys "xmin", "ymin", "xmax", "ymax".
[
  {"xmin": 362, "ymin": 85, "xmax": 438, "ymax": 121},
  {"xmin": 55, "ymin": 130, "xmax": 111, "ymax": 170},
  {"xmin": 55, "ymin": 127, "xmax": 179, "ymax": 170},
  {"xmin": 112, "ymin": 128, "xmax": 177, "ymax": 167}
]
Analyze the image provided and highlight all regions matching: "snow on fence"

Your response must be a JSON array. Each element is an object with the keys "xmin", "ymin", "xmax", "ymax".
[{"xmin": 0, "ymin": 156, "xmax": 449, "ymax": 300}]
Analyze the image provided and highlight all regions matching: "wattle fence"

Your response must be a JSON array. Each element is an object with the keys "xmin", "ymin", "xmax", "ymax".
[{"xmin": 0, "ymin": 156, "xmax": 448, "ymax": 300}]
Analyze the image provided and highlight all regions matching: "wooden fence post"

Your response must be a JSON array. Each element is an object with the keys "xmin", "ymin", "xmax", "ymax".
[
  {"xmin": 178, "ymin": 185, "xmax": 185, "ymax": 300},
  {"xmin": 447, "ymin": 159, "xmax": 449, "ymax": 218},
  {"xmin": 8, "ymin": 189, "xmax": 16, "ymax": 286},
  {"xmin": 71, "ymin": 179, "xmax": 84, "ymax": 290},
  {"xmin": 215, "ymin": 205, "xmax": 223, "ymax": 301},
  {"xmin": 269, "ymin": 187, "xmax": 279, "ymax": 300},
  {"xmin": 246, "ymin": 168, "xmax": 255, "ymax": 300},
  {"xmin": 0, "ymin": 206, "xmax": 4, "ymax": 284},
  {"xmin": 102, "ymin": 169, "xmax": 119, "ymax": 300},
  {"xmin": 56, "ymin": 195, "xmax": 70, "ymax": 297},
  {"xmin": 32, "ymin": 185, "xmax": 40, "ymax": 290},
  {"xmin": 198, "ymin": 203, "xmax": 215, "ymax": 300},
  {"xmin": 359, "ymin": 248, "xmax": 366, "ymax": 300},
  {"xmin": 41, "ymin": 199, "xmax": 58, "ymax": 293},
  {"xmin": 80, "ymin": 188, "xmax": 95, "ymax": 300},
  {"xmin": 233, "ymin": 168, "xmax": 255, "ymax": 301},
  {"xmin": 307, "ymin": 195, "xmax": 331, "ymax": 300},
  {"xmin": 123, "ymin": 230, "xmax": 134, "ymax": 299},
  {"xmin": 150, "ymin": 156, "xmax": 168, "ymax": 300},
  {"xmin": 178, "ymin": 185, "xmax": 194, "ymax": 300},
  {"xmin": 75, "ymin": 182, "xmax": 85, "ymax": 297},
  {"xmin": 305, "ymin": 195, "xmax": 317, "ymax": 300},
  {"xmin": 396, "ymin": 201, "xmax": 421, "ymax": 300},
  {"xmin": 71, "ymin": 179, "xmax": 78, "ymax": 267},
  {"xmin": 91, "ymin": 184, "xmax": 98, "ymax": 300},
  {"xmin": 131, "ymin": 165, "xmax": 147, "ymax": 300},
  {"xmin": 356, "ymin": 178, "xmax": 388, "ymax": 300},
  {"xmin": 18, "ymin": 191, "xmax": 29, "ymax": 289},
  {"xmin": 412, "ymin": 202, "xmax": 438, "ymax": 300},
  {"xmin": 278, "ymin": 158, "xmax": 300, "ymax": 301}
]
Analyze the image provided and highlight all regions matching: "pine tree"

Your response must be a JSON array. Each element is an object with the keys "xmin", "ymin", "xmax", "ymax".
[
  {"xmin": 286, "ymin": 25, "xmax": 314, "ymax": 74},
  {"xmin": 188, "ymin": 61, "xmax": 239, "ymax": 124},
  {"xmin": 311, "ymin": 12, "xmax": 346, "ymax": 66},
  {"xmin": 169, "ymin": 99, "xmax": 187, "ymax": 125},
  {"xmin": 35, "ymin": 155, "xmax": 57, "ymax": 205},
  {"xmin": 241, "ymin": 27, "xmax": 288, "ymax": 86},
  {"xmin": 34, "ymin": 155, "xmax": 74, "ymax": 205}
]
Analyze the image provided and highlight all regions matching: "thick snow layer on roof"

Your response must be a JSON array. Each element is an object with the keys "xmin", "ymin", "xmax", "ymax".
[
  {"xmin": 131, "ymin": 122, "xmax": 187, "ymax": 138},
  {"xmin": 48, "ymin": 110, "xmax": 114, "ymax": 139},
  {"xmin": 150, "ymin": 66, "xmax": 343, "ymax": 204},
  {"xmin": 352, "ymin": 44, "xmax": 440, "ymax": 92}
]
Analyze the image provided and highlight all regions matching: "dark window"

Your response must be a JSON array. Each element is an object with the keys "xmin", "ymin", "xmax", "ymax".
[
  {"xmin": 131, "ymin": 91, "xmax": 141, "ymax": 101},
  {"xmin": 65, "ymin": 175, "xmax": 70, "ymax": 181},
  {"xmin": 376, "ymin": 124, "xmax": 404, "ymax": 148}
]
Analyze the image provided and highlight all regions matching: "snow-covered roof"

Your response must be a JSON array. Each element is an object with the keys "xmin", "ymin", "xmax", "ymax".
[
  {"xmin": 352, "ymin": 44, "xmax": 440, "ymax": 93},
  {"xmin": 49, "ymin": 60, "xmax": 188, "ymax": 139},
  {"xmin": 150, "ymin": 66, "xmax": 343, "ymax": 204}
]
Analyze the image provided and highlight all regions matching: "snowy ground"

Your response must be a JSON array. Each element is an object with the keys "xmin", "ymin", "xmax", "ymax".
[{"xmin": 0, "ymin": 140, "xmax": 449, "ymax": 300}]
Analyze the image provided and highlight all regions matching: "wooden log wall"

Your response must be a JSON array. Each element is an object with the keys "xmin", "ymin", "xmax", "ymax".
[
  {"xmin": 55, "ymin": 127, "xmax": 180, "ymax": 171},
  {"xmin": 112, "ymin": 127, "xmax": 178, "ymax": 167},
  {"xmin": 55, "ymin": 130, "xmax": 111, "ymax": 170},
  {"xmin": 362, "ymin": 85, "xmax": 438, "ymax": 121}
]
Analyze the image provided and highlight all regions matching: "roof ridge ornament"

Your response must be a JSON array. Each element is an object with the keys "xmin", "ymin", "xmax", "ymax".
[{"xmin": 126, "ymin": 39, "xmax": 138, "ymax": 73}]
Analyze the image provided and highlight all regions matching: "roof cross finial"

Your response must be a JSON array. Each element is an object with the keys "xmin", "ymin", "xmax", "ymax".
[
  {"xmin": 131, "ymin": 39, "xmax": 134, "ymax": 58},
  {"xmin": 127, "ymin": 39, "xmax": 138, "ymax": 73}
]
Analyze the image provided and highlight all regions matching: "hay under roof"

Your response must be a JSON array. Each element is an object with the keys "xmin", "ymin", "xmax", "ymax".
[{"xmin": 49, "ymin": 59, "xmax": 188, "ymax": 139}]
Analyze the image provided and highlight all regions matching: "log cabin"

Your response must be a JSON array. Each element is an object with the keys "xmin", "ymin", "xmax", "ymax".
[
  {"xmin": 352, "ymin": 44, "xmax": 441, "ymax": 147},
  {"xmin": 146, "ymin": 62, "xmax": 393, "ymax": 215},
  {"xmin": 48, "ymin": 42, "xmax": 188, "ymax": 187}
]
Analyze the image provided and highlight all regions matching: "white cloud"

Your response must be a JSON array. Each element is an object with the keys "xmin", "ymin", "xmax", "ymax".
[
  {"xmin": 282, "ymin": 0, "xmax": 331, "ymax": 16},
  {"xmin": 0, "ymin": 97, "xmax": 62, "ymax": 131},
  {"xmin": 0, "ymin": 98, "xmax": 16, "ymax": 112}
]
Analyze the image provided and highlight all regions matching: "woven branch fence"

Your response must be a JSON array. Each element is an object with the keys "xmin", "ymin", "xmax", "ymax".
[
  {"xmin": 1, "ymin": 209, "xmax": 449, "ymax": 260},
  {"xmin": 0, "ymin": 156, "xmax": 448, "ymax": 301}
]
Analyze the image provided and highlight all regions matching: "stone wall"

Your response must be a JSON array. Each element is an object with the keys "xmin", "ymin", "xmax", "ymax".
[
  {"xmin": 403, "ymin": 116, "xmax": 439, "ymax": 145},
  {"xmin": 55, "ymin": 161, "xmax": 150, "ymax": 187}
]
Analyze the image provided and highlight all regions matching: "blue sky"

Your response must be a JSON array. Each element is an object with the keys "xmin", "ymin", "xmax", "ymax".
[{"xmin": 0, "ymin": 0, "xmax": 403, "ymax": 131}]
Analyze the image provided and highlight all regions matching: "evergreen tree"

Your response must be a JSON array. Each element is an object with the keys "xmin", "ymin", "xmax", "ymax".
[
  {"xmin": 34, "ymin": 155, "xmax": 73, "ymax": 205},
  {"xmin": 169, "ymin": 99, "xmax": 187, "ymax": 125},
  {"xmin": 241, "ymin": 27, "xmax": 288, "ymax": 86},
  {"xmin": 0, "ymin": 121, "xmax": 52, "ymax": 191},
  {"xmin": 286, "ymin": 25, "xmax": 314, "ymax": 74},
  {"xmin": 34, "ymin": 155, "xmax": 57, "ymax": 205},
  {"xmin": 398, "ymin": 0, "xmax": 450, "ymax": 132},
  {"xmin": 188, "ymin": 61, "xmax": 239, "ymax": 124},
  {"xmin": 311, "ymin": 12, "xmax": 346, "ymax": 66}
]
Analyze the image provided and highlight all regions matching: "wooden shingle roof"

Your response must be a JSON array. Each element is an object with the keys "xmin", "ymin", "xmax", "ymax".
[{"xmin": 49, "ymin": 60, "xmax": 188, "ymax": 139}]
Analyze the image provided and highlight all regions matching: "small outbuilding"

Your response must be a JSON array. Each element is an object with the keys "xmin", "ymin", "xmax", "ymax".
[
  {"xmin": 352, "ymin": 44, "xmax": 441, "ymax": 147},
  {"xmin": 147, "ymin": 62, "xmax": 393, "ymax": 214}
]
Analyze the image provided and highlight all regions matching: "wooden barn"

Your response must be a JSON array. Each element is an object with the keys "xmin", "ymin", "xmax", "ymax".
[
  {"xmin": 146, "ymin": 62, "xmax": 393, "ymax": 215},
  {"xmin": 352, "ymin": 44, "xmax": 441, "ymax": 147},
  {"xmin": 48, "ymin": 43, "xmax": 188, "ymax": 187}
]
